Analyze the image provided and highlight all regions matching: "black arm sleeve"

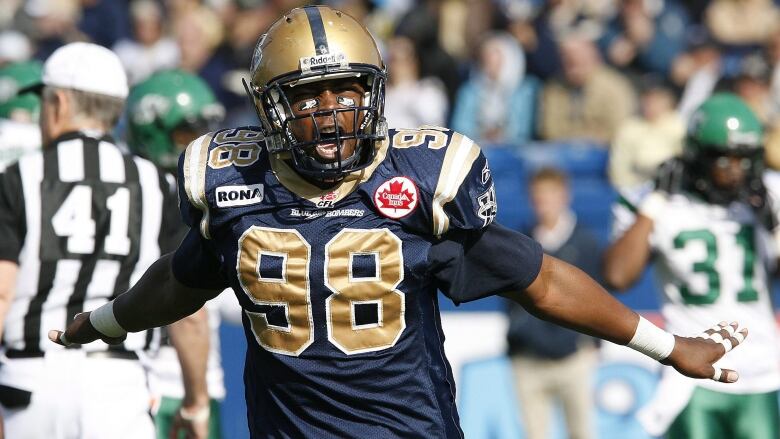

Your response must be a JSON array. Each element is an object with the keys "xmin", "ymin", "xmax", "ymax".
[
  {"xmin": 0, "ymin": 165, "xmax": 26, "ymax": 263},
  {"xmin": 429, "ymin": 222, "xmax": 543, "ymax": 304},
  {"xmin": 171, "ymin": 228, "xmax": 229, "ymax": 290}
]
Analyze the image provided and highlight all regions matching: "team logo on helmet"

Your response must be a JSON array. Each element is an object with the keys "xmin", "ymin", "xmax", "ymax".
[
  {"xmin": 373, "ymin": 176, "xmax": 418, "ymax": 219},
  {"xmin": 132, "ymin": 94, "xmax": 171, "ymax": 125}
]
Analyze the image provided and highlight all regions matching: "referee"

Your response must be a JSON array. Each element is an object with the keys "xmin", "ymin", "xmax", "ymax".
[{"xmin": 0, "ymin": 43, "xmax": 196, "ymax": 438}]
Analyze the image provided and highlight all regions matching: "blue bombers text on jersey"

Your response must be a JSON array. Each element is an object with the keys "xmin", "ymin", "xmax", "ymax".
[{"xmin": 172, "ymin": 126, "xmax": 542, "ymax": 438}]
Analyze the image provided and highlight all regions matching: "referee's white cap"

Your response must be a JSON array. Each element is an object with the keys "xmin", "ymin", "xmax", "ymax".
[{"xmin": 22, "ymin": 42, "xmax": 128, "ymax": 99}]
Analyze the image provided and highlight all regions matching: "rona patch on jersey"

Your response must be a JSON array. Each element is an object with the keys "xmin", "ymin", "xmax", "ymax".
[
  {"xmin": 373, "ymin": 176, "xmax": 419, "ymax": 219},
  {"xmin": 216, "ymin": 183, "xmax": 264, "ymax": 207}
]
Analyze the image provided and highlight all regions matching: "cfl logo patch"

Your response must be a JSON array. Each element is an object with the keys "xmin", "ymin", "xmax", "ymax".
[
  {"xmin": 477, "ymin": 185, "xmax": 497, "ymax": 226},
  {"xmin": 316, "ymin": 190, "xmax": 339, "ymax": 208}
]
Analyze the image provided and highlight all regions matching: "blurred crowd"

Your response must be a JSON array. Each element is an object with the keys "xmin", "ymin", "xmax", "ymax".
[
  {"xmin": 1, "ymin": 0, "xmax": 780, "ymax": 191},
  {"xmin": 3, "ymin": 2, "xmax": 780, "ymax": 438}
]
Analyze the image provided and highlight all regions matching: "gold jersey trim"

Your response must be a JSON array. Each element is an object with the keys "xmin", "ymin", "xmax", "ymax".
[
  {"xmin": 183, "ymin": 132, "xmax": 215, "ymax": 239},
  {"xmin": 269, "ymin": 138, "xmax": 390, "ymax": 203},
  {"xmin": 431, "ymin": 133, "xmax": 481, "ymax": 236}
]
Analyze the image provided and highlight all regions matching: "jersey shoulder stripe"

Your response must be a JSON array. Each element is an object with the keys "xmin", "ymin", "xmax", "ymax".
[
  {"xmin": 182, "ymin": 131, "xmax": 216, "ymax": 239},
  {"xmin": 432, "ymin": 132, "xmax": 481, "ymax": 236}
]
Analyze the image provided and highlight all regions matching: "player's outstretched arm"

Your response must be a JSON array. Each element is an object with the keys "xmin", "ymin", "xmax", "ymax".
[
  {"xmin": 48, "ymin": 253, "xmax": 222, "ymax": 347},
  {"xmin": 507, "ymin": 254, "xmax": 747, "ymax": 383}
]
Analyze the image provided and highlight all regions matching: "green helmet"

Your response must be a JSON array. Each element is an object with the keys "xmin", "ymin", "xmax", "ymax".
[
  {"xmin": 126, "ymin": 70, "xmax": 225, "ymax": 170},
  {"xmin": 686, "ymin": 92, "xmax": 763, "ymax": 155},
  {"xmin": 0, "ymin": 61, "xmax": 43, "ymax": 122},
  {"xmin": 683, "ymin": 93, "xmax": 765, "ymax": 204}
]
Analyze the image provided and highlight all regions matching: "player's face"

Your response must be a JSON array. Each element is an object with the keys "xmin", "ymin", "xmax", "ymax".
[
  {"xmin": 709, "ymin": 154, "xmax": 751, "ymax": 190},
  {"xmin": 287, "ymin": 78, "xmax": 366, "ymax": 164},
  {"xmin": 171, "ymin": 125, "xmax": 202, "ymax": 152}
]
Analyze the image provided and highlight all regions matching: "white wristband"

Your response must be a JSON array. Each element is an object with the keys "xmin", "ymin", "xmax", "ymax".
[
  {"xmin": 89, "ymin": 301, "xmax": 127, "ymax": 338},
  {"xmin": 627, "ymin": 316, "xmax": 675, "ymax": 361},
  {"xmin": 639, "ymin": 192, "xmax": 667, "ymax": 223},
  {"xmin": 179, "ymin": 405, "xmax": 210, "ymax": 423}
]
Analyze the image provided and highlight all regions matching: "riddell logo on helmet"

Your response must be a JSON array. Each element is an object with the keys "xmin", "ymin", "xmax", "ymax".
[
  {"xmin": 300, "ymin": 53, "xmax": 347, "ymax": 72},
  {"xmin": 373, "ymin": 177, "xmax": 418, "ymax": 219}
]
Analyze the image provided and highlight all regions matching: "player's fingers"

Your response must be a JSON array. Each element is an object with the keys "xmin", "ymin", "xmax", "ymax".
[
  {"xmin": 697, "ymin": 321, "xmax": 728, "ymax": 339},
  {"xmin": 720, "ymin": 327, "xmax": 749, "ymax": 353},
  {"xmin": 734, "ymin": 328, "xmax": 748, "ymax": 345},
  {"xmin": 713, "ymin": 323, "xmax": 747, "ymax": 352},
  {"xmin": 714, "ymin": 322, "xmax": 737, "ymax": 344},
  {"xmin": 712, "ymin": 367, "xmax": 739, "ymax": 383},
  {"xmin": 48, "ymin": 330, "xmax": 72, "ymax": 347}
]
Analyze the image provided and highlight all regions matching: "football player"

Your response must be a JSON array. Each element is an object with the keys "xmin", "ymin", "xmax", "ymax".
[
  {"xmin": 126, "ymin": 70, "xmax": 229, "ymax": 439},
  {"xmin": 0, "ymin": 60, "xmax": 42, "ymax": 170},
  {"xmin": 52, "ymin": 7, "xmax": 750, "ymax": 438},
  {"xmin": 127, "ymin": 70, "xmax": 225, "ymax": 173},
  {"xmin": 604, "ymin": 93, "xmax": 780, "ymax": 439}
]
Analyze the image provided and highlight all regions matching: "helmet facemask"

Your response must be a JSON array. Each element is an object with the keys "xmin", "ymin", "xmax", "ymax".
[
  {"xmin": 246, "ymin": 64, "xmax": 387, "ymax": 182},
  {"xmin": 684, "ymin": 144, "xmax": 765, "ymax": 205}
]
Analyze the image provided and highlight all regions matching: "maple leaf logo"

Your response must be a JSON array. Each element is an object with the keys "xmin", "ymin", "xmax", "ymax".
[
  {"xmin": 378, "ymin": 180, "xmax": 414, "ymax": 210},
  {"xmin": 374, "ymin": 177, "xmax": 419, "ymax": 219}
]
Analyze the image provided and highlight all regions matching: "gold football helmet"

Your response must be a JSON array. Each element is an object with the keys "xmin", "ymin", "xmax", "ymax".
[{"xmin": 244, "ymin": 6, "xmax": 388, "ymax": 180}]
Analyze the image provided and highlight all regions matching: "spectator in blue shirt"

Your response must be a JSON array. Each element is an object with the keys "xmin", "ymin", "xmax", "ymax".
[{"xmin": 506, "ymin": 167, "xmax": 600, "ymax": 439}]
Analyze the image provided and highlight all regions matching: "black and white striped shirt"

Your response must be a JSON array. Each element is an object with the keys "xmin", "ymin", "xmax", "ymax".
[{"xmin": 0, "ymin": 131, "xmax": 183, "ymax": 354}]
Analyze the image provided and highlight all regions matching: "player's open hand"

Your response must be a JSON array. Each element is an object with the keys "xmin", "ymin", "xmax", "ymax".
[
  {"xmin": 47, "ymin": 312, "xmax": 127, "ymax": 347},
  {"xmin": 663, "ymin": 321, "xmax": 747, "ymax": 383}
]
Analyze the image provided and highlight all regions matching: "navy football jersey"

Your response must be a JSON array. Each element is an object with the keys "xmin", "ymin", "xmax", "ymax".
[{"xmin": 175, "ymin": 126, "xmax": 523, "ymax": 438}]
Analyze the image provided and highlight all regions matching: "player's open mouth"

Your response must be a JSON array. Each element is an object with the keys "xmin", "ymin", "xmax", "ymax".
[
  {"xmin": 319, "ymin": 125, "xmax": 341, "ymax": 141},
  {"xmin": 315, "ymin": 126, "xmax": 343, "ymax": 159}
]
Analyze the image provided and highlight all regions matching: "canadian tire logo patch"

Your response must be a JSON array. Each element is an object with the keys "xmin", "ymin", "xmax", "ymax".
[{"xmin": 374, "ymin": 176, "xmax": 419, "ymax": 219}]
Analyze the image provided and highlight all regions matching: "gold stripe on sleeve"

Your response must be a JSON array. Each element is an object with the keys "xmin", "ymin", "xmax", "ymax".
[
  {"xmin": 431, "ymin": 134, "xmax": 481, "ymax": 236},
  {"xmin": 184, "ymin": 132, "xmax": 215, "ymax": 239}
]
